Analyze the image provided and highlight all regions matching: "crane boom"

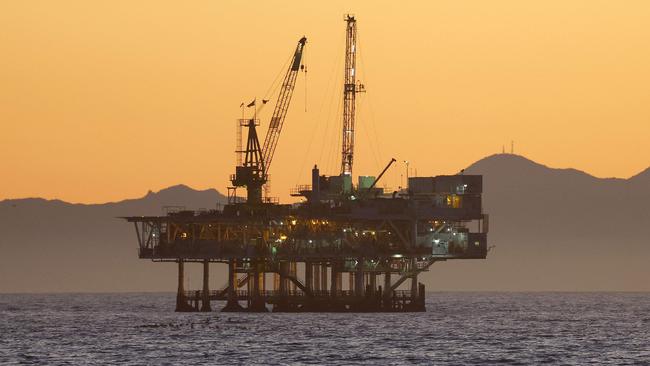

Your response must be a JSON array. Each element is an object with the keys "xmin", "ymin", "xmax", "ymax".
[{"xmin": 261, "ymin": 37, "xmax": 307, "ymax": 175}]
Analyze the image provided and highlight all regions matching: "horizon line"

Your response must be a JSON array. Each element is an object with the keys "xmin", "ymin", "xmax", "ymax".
[{"xmin": 1, "ymin": 153, "xmax": 647, "ymax": 205}]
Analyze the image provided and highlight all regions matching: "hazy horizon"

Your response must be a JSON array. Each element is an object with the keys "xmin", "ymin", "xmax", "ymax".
[
  {"xmin": 2, "ymin": 153, "xmax": 648, "ymax": 293},
  {"xmin": 1, "ymin": 153, "xmax": 647, "ymax": 204}
]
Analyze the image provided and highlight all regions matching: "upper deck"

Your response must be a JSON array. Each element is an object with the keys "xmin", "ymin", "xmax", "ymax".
[{"xmin": 124, "ymin": 174, "xmax": 488, "ymax": 263}]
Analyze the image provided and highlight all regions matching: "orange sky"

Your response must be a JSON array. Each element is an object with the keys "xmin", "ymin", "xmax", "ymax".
[{"xmin": 1, "ymin": 1, "xmax": 649, "ymax": 204}]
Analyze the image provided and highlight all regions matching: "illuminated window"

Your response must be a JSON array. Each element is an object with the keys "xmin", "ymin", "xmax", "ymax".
[{"xmin": 446, "ymin": 195, "xmax": 461, "ymax": 208}]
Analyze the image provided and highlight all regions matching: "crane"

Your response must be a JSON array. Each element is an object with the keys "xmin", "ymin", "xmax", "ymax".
[
  {"xmin": 261, "ymin": 36, "xmax": 307, "ymax": 176},
  {"xmin": 231, "ymin": 36, "xmax": 306, "ymax": 204}
]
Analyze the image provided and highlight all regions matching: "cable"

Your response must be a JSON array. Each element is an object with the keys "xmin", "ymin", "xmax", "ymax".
[
  {"xmin": 294, "ymin": 29, "xmax": 344, "ymax": 185},
  {"xmin": 263, "ymin": 52, "xmax": 293, "ymax": 101},
  {"xmin": 357, "ymin": 31, "xmax": 385, "ymax": 171}
]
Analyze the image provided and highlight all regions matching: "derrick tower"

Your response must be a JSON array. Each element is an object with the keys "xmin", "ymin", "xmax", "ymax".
[{"xmin": 341, "ymin": 14, "xmax": 364, "ymax": 177}]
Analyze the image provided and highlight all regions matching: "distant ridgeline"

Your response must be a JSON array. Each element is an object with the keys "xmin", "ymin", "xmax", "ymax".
[{"xmin": 0, "ymin": 155, "xmax": 648, "ymax": 294}]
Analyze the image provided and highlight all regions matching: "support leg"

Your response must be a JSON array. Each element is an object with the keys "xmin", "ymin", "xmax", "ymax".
[
  {"xmin": 273, "ymin": 261, "xmax": 289, "ymax": 312},
  {"xmin": 222, "ymin": 259, "xmax": 243, "ymax": 312},
  {"xmin": 175, "ymin": 259, "xmax": 192, "ymax": 312},
  {"xmin": 330, "ymin": 263, "xmax": 338, "ymax": 296},
  {"xmin": 321, "ymin": 264, "xmax": 328, "ymax": 294},
  {"xmin": 290, "ymin": 262, "xmax": 297, "ymax": 292},
  {"xmin": 201, "ymin": 259, "xmax": 211, "ymax": 312},
  {"xmin": 329, "ymin": 262, "xmax": 344, "ymax": 311},
  {"xmin": 355, "ymin": 257, "xmax": 364, "ymax": 297},
  {"xmin": 411, "ymin": 273, "xmax": 418, "ymax": 302},
  {"xmin": 336, "ymin": 272, "xmax": 342, "ymax": 293},
  {"xmin": 305, "ymin": 261, "xmax": 313, "ymax": 292},
  {"xmin": 313, "ymin": 264, "xmax": 320, "ymax": 292},
  {"xmin": 249, "ymin": 260, "xmax": 267, "ymax": 312},
  {"xmin": 384, "ymin": 271, "xmax": 392, "ymax": 310}
]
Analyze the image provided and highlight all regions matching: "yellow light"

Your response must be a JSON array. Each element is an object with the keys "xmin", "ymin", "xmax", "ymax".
[{"xmin": 280, "ymin": 235, "xmax": 287, "ymax": 240}]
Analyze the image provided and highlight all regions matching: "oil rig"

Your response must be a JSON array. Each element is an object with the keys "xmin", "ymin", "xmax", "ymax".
[{"xmin": 124, "ymin": 15, "xmax": 488, "ymax": 312}]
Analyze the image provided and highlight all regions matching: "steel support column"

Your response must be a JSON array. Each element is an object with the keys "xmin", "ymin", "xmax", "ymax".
[
  {"xmin": 330, "ymin": 262, "xmax": 338, "ymax": 296},
  {"xmin": 222, "ymin": 259, "xmax": 243, "ymax": 312},
  {"xmin": 249, "ymin": 260, "xmax": 267, "ymax": 312},
  {"xmin": 313, "ymin": 264, "xmax": 321, "ymax": 291},
  {"xmin": 201, "ymin": 259, "xmax": 211, "ymax": 312},
  {"xmin": 175, "ymin": 259, "xmax": 192, "ymax": 312},
  {"xmin": 305, "ymin": 261, "xmax": 313, "ymax": 292},
  {"xmin": 355, "ymin": 257, "xmax": 364, "ymax": 296},
  {"xmin": 321, "ymin": 263, "xmax": 327, "ymax": 292}
]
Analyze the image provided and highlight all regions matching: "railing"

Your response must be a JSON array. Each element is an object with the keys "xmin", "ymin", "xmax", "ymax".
[
  {"xmin": 392, "ymin": 290, "xmax": 414, "ymax": 298},
  {"xmin": 184, "ymin": 289, "xmax": 414, "ymax": 299},
  {"xmin": 262, "ymin": 197, "xmax": 280, "ymax": 204},
  {"xmin": 145, "ymin": 241, "xmax": 433, "ymax": 259},
  {"xmin": 290, "ymin": 185, "xmax": 311, "ymax": 196}
]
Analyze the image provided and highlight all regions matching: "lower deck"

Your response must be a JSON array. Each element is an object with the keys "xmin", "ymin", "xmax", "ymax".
[
  {"xmin": 181, "ymin": 288, "xmax": 425, "ymax": 312},
  {"xmin": 173, "ymin": 258, "xmax": 431, "ymax": 313}
]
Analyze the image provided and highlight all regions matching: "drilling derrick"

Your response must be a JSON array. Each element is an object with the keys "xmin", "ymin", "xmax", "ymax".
[{"xmin": 341, "ymin": 14, "xmax": 364, "ymax": 177}]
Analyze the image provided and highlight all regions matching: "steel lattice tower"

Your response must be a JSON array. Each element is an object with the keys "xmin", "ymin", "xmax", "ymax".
[{"xmin": 341, "ymin": 15, "xmax": 364, "ymax": 176}]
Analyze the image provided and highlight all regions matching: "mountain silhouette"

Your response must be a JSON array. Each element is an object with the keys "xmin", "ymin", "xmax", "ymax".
[
  {"xmin": 0, "ymin": 185, "xmax": 226, "ymax": 293},
  {"xmin": 0, "ymin": 157, "xmax": 648, "ymax": 292},
  {"xmin": 433, "ymin": 154, "xmax": 649, "ymax": 291},
  {"xmin": 629, "ymin": 167, "xmax": 650, "ymax": 185}
]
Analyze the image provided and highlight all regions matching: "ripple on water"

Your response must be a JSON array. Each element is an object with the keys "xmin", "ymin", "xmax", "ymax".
[{"xmin": 0, "ymin": 293, "xmax": 649, "ymax": 365}]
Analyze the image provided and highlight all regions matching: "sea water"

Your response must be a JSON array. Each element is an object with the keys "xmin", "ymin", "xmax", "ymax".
[{"xmin": 1, "ymin": 293, "xmax": 648, "ymax": 365}]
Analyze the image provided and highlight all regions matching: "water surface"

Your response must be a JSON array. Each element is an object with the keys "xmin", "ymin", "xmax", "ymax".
[{"xmin": 1, "ymin": 293, "xmax": 648, "ymax": 365}]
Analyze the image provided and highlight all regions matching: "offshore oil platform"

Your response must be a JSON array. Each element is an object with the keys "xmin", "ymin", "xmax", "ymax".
[{"xmin": 124, "ymin": 16, "xmax": 488, "ymax": 312}]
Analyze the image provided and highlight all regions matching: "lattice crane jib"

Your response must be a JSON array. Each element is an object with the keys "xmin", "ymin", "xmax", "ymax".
[{"xmin": 261, "ymin": 37, "xmax": 307, "ymax": 176}]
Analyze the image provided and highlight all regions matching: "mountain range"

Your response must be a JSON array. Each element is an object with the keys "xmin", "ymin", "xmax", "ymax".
[{"xmin": 1, "ymin": 154, "xmax": 648, "ymax": 292}]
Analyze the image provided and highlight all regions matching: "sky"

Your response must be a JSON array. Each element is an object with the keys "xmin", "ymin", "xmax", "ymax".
[{"xmin": 1, "ymin": 1, "xmax": 649, "ymax": 203}]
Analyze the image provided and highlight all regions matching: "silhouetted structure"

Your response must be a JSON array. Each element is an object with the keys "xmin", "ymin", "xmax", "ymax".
[{"xmin": 123, "ymin": 16, "xmax": 488, "ymax": 312}]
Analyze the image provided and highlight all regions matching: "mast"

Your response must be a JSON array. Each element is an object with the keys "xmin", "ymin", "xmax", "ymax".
[{"xmin": 341, "ymin": 14, "xmax": 364, "ymax": 177}]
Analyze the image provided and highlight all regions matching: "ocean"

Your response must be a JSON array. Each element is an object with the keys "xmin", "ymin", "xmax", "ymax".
[{"xmin": 1, "ymin": 292, "xmax": 648, "ymax": 365}]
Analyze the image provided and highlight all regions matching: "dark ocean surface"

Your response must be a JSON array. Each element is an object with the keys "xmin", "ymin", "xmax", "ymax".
[{"xmin": 1, "ymin": 293, "xmax": 648, "ymax": 365}]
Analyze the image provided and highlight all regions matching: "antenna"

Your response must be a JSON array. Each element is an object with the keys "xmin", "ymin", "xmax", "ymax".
[{"xmin": 511, "ymin": 140, "xmax": 514, "ymax": 154}]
